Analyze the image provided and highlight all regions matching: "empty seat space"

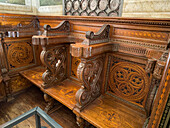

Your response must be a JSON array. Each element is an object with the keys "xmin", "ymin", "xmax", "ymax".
[
  {"xmin": 44, "ymin": 79, "xmax": 81, "ymax": 110},
  {"xmin": 20, "ymin": 66, "xmax": 45, "ymax": 88},
  {"xmin": 80, "ymin": 94, "xmax": 146, "ymax": 128},
  {"xmin": 20, "ymin": 66, "xmax": 81, "ymax": 110}
]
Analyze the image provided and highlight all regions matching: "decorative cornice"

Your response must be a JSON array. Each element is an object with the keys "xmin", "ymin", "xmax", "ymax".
[{"xmin": 37, "ymin": 16, "xmax": 170, "ymax": 26}]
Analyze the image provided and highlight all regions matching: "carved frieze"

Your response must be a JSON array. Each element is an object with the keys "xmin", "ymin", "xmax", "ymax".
[{"xmin": 114, "ymin": 28, "xmax": 168, "ymax": 41}]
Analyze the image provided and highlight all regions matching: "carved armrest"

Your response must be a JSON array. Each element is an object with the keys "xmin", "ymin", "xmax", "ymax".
[
  {"xmin": 71, "ymin": 24, "xmax": 110, "ymax": 111},
  {"xmin": 82, "ymin": 24, "xmax": 110, "ymax": 45},
  {"xmin": 32, "ymin": 20, "xmax": 71, "ymax": 46},
  {"xmin": 32, "ymin": 21, "xmax": 71, "ymax": 89}
]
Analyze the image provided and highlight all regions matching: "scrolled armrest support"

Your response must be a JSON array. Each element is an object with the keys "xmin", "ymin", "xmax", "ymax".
[
  {"xmin": 75, "ymin": 55, "xmax": 104, "ymax": 110},
  {"xmin": 40, "ymin": 45, "xmax": 67, "ymax": 89}
]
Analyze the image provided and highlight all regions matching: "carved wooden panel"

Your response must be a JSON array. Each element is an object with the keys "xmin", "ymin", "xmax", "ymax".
[
  {"xmin": 3, "ymin": 40, "xmax": 35, "ymax": 70},
  {"xmin": 71, "ymin": 56, "xmax": 81, "ymax": 79},
  {"xmin": 106, "ymin": 55, "xmax": 151, "ymax": 108},
  {"xmin": 64, "ymin": 0, "xmax": 123, "ymax": 16}
]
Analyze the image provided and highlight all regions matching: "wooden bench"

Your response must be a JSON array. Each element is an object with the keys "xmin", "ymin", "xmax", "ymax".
[{"xmin": 19, "ymin": 16, "xmax": 170, "ymax": 128}]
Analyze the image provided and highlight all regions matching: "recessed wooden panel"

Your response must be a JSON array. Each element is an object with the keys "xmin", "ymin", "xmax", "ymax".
[
  {"xmin": 0, "ymin": 83, "xmax": 5, "ymax": 101},
  {"xmin": 71, "ymin": 56, "xmax": 81, "ymax": 79},
  {"xmin": 107, "ymin": 55, "xmax": 151, "ymax": 108},
  {"xmin": 3, "ymin": 40, "xmax": 35, "ymax": 70}
]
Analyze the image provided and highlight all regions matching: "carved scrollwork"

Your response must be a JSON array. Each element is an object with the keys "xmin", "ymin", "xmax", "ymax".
[
  {"xmin": 82, "ymin": 24, "xmax": 110, "ymax": 45},
  {"xmin": 43, "ymin": 20, "xmax": 70, "ymax": 36},
  {"xmin": 75, "ymin": 55, "xmax": 104, "ymax": 110},
  {"xmin": 40, "ymin": 45, "xmax": 67, "ymax": 88}
]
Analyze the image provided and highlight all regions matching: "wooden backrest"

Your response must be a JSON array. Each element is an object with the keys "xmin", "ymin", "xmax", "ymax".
[{"xmin": 0, "ymin": 14, "xmax": 40, "ymax": 75}]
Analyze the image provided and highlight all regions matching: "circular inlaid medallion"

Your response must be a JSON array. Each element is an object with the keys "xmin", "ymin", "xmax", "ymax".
[
  {"xmin": 73, "ymin": 0, "xmax": 80, "ymax": 10},
  {"xmin": 110, "ymin": 0, "xmax": 119, "ymax": 10},
  {"xmin": 81, "ymin": 0, "xmax": 88, "ymax": 10},
  {"xmin": 66, "ymin": 1, "xmax": 72, "ymax": 11},
  {"xmin": 90, "ymin": 0, "xmax": 97, "ymax": 10},
  {"xmin": 99, "ymin": 0, "xmax": 108, "ymax": 10}
]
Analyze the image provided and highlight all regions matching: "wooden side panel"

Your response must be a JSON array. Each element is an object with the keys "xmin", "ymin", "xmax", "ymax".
[
  {"xmin": 148, "ymin": 50, "xmax": 170, "ymax": 128},
  {"xmin": 0, "ymin": 82, "xmax": 6, "ymax": 101}
]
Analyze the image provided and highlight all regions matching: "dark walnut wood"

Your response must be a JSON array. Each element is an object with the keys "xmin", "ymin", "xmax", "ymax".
[{"xmin": 1, "ymin": 14, "xmax": 170, "ymax": 128}]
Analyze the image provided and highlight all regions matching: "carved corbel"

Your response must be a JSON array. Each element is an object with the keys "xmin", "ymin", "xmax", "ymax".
[
  {"xmin": 82, "ymin": 24, "xmax": 110, "ymax": 45},
  {"xmin": 75, "ymin": 55, "xmax": 104, "ymax": 111},
  {"xmin": 40, "ymin": 45, "xmax": 67, "ymax": 89}
]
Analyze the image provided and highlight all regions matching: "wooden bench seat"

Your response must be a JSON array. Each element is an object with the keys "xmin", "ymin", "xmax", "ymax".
[
  {"xmin": 20, "ymin": 66, "xmax": 45, "ymax": 88},
  {"xmin": 20, "ymin": 66, "xmax": 81, "ymax": 110},
  {"xmin": 44, "ymin": 79, "xmax": 80, "ymax": 110},
  {"xmin": 79, "ymin": 94, "xmax": 146, "ymax": 128}
]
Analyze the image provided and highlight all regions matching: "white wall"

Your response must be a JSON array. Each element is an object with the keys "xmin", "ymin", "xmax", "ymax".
[{"xmin": 122, "ymin": 0, "xmax": 170, "ymax": 18}]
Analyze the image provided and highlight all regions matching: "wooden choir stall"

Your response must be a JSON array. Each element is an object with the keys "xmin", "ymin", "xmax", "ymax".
[{"xmin": 0, "ymin": 14, "xmax": 170, "ymax": 128}]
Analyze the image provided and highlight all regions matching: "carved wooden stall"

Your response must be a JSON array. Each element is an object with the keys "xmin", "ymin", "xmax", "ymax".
[
  {"xmin": 19, "ymin": 16, "xmax": 170, "ymax": 128},
  {"xmin": 0, "ymin": 14, "xmax": 170, "ymax": 128},
  {"xmin": 0, "ymin": 14, "xmax": 41, "ymax": 101}
]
